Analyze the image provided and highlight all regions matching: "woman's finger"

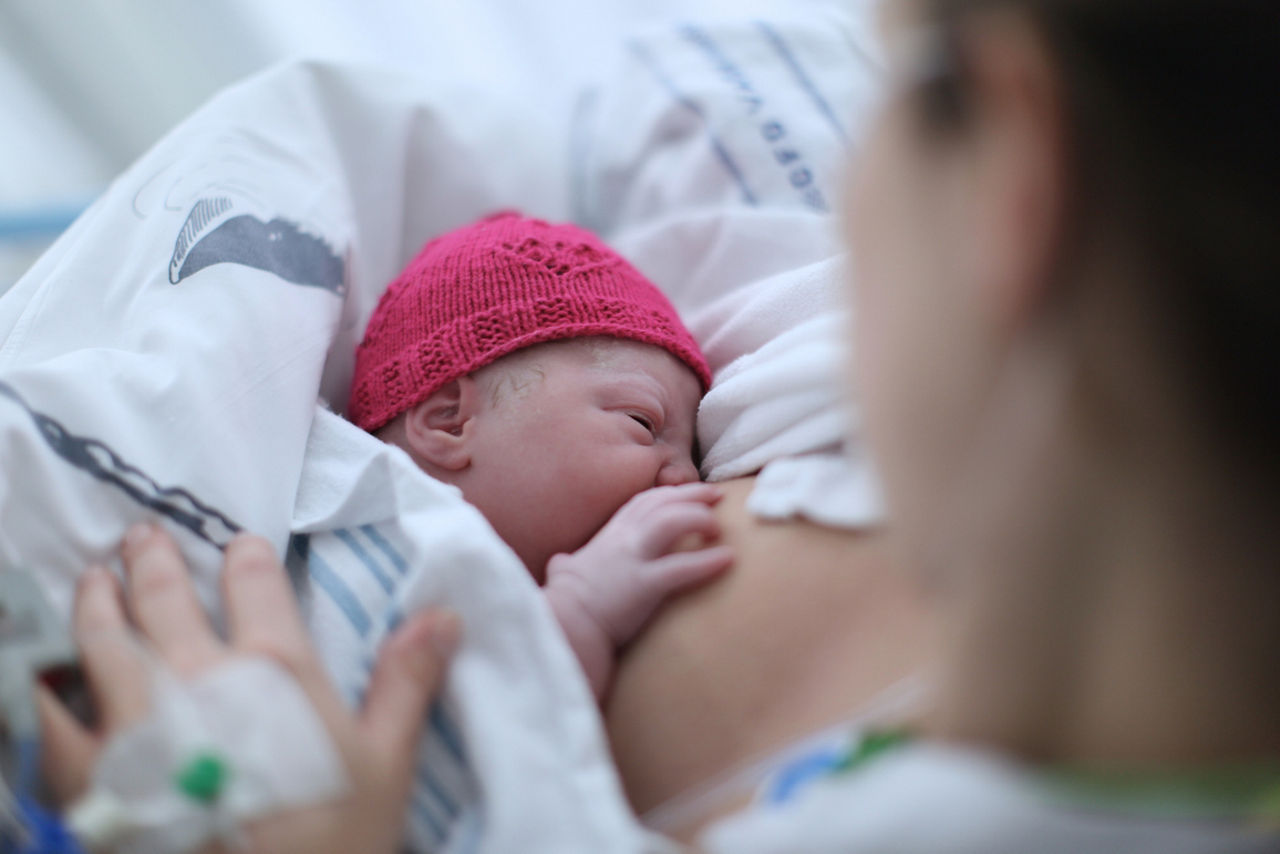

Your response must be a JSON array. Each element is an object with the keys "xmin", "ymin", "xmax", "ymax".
[
  {"xmin": 74, "ymin": 566, "xmax": 152, "ymax": 731},
  {"xmin": 220, "ymin": 535, "xmax": 348, "ymax": 729},
  {"xmin": 120, "ymin": 523, "xmax": 225, "ymax": 675},
  {"xmin": 35, "ymin": 684, "xmax": 97, "ymax": 804},
  {"xmin": 359, "ymin": 611, "xmax": 461, "ymax": 773}
]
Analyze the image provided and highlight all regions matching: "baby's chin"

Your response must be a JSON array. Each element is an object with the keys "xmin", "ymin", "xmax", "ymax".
[{"xmin": 519, "ymin": 526, "xmax": 606, "ymax": 586}]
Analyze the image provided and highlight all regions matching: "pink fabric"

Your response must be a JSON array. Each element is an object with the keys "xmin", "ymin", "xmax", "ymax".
[{"xmin": 348, "ymin": 211, "xmax": 711, "ymax": 432}]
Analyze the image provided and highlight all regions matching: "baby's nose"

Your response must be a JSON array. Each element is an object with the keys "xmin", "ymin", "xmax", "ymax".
[{"xmin": 656, "ymin": 457, "xmax": 700, "ymax": 487}]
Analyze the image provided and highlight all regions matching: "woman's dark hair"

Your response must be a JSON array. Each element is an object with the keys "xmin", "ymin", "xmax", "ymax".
[{"xmin": 921, "ymin": 0, "xmax": 1280, "ymax": 499}]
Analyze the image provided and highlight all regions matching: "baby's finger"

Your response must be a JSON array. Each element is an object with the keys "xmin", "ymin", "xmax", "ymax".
[
  {"xmin": 221, "ymin": 535, "xmax": 349, "ymax": 731},
  {"xmin": 629, "ymin": 482, "xmax": 723, "ymax": 515},
  {"xmin": 74, "ymin": 567, "xmax": 152, "ymax": 731},
  {"xmin": 636, "ymin": 503, "xmax": 722, "ymax": 558},
  {"xmin": 643, "ymin": 545, "xmax": 735, "ymax": 597},
  {"xmin": 121, "ymin": 523, "xmax": 224, "ymax": 675}
]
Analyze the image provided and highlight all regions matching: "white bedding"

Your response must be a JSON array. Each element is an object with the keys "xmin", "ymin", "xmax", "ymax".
[
  {"xmin": 577, "ymin": 14, "xmax": 885, "ymax": 525},
  {"xmin": 0, "ymin": 7, "xmax": 882, "ymax": 853}
]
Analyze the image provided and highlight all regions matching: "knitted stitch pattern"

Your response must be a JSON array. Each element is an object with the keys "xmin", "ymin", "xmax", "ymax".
[{"xmin": 348, "ymin": 211, "xmax": 711, "ymax": 432}]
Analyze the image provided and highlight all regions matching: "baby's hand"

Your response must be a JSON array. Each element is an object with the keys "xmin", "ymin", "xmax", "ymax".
[{"xmin": 544, "ymin": 483, "xmax": 734, "ymax": 699}]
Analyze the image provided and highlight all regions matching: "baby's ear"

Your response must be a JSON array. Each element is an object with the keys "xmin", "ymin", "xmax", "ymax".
[{"xmin": 402, "ymin": 378, "xmax": 480, "ymax": 472}]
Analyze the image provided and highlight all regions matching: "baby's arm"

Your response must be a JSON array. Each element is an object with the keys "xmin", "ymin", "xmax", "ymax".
[{"xmin": 544, "ymin": 483, "xmax": 734, "ymax": 701}]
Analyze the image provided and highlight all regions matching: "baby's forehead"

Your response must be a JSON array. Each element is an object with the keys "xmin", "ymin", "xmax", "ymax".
[
  {"xmin": 568, "ymin": 337, "xmax": 651, "ymax": 369},
  {"xmin": 487, "ymin": 337, "xmax": 701, "ymax": 399},
  {"xmin": 520, "ymin": 337, "xmax": 683, "ymax": 373}
]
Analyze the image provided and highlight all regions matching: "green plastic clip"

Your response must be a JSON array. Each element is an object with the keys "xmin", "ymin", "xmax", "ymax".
[{"xmin": 175, "ymin": 752, "xmax": 229, "ymax": 804}]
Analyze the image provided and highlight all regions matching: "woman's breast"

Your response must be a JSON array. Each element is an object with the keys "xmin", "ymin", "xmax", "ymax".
[{"xmin": 604, "ymin": 476, "xmax": 937, "ymax": 837}]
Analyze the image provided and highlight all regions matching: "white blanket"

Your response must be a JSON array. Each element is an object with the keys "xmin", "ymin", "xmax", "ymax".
[
  {"xmin": 0, "ymin": 8, "xmax": 882, "ymax": 853},
  {"xmin": 0, "ymin": 59, "xmax": 655, "ymax": 854}
]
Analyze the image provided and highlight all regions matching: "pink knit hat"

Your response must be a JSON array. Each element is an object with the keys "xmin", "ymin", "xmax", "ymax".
[{"xmin": 348, "ymin": 211, "xmax": 711, "ymax": 432}]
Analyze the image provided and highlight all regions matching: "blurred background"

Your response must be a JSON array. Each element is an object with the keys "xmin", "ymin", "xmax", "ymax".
[{"xmin": 0, "ymin": 0, "xmax": 851, "ymax": 294}]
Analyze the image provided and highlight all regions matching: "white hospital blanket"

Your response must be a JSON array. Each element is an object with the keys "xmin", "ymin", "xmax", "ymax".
[
  {"xmin": 1, "ymin": 7, "xmax": 883, "ymax": 853},
  {"xmin": 0, "ymin": 60, "xmax": 659, "ymax": 854}
]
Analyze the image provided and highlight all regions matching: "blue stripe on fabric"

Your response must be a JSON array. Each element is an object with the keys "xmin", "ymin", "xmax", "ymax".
[
  {"xmin": 307, "ymin": 546, "xmax": 372, "ymax": 636},
  {"xmin": 430, "ymin": 703, "xmax": 467, "ymax": 765},
  {"xmin": 358, "ymin": 523, "xmax": 409, "ymax": 575},
  {"xmin": 755, "ymin": 20, "xmax": 850, "ymax": 145},
  {"xmin": 629, "ymin": 39, "xmax": 759, "ymax": 206},
  {"xmin": 384, "ymin": 605, "xmax": 405, "ymax": 634},
  {"xmin": 415, "ymin": 766, "xmax": 462, "ymax": 818},
  {"xmin": 411, "ymin": 796, "xmax": 449, "ymax": 845},
  {"xmin": 680, "ymin": 23, "xmax": 760, "ymax": 108},
  {"xmin": 334, "ymin": 528, "xmax": 395, "ymax": 594}
]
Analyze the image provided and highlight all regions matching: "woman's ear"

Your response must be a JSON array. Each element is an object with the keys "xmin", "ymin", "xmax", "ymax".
[
  {"xmin": 964, "ymin": 11, "xmax": 1067, "ymax": 331},
  {"xmin": 402, "ymin": 378, "xmax": 481, "ymax": 472}
]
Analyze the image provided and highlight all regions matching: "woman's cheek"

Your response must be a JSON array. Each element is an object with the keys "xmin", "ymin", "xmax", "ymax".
[
  {"xmin": 846, "ymin": 130, "xmax": 908, "ymax": 431},
  {"xmin": 846, "ymin": 118, "xmax": 953, "ymax": 535}
]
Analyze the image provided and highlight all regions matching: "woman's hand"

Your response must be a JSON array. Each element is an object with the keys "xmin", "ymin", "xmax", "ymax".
[{"xmin": 37, "ymin": 523, "xmax": 460, "ymax": 854}]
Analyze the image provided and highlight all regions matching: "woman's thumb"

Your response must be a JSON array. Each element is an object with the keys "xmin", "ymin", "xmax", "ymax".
[{"xmin": 360, "ymin": 610, "xmax": 461, "ymax": 765}]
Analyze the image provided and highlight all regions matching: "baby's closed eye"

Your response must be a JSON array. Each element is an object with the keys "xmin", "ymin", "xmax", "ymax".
[{"xmin": 629, "ymin": 413, "xmax": 657, "ymax": 434}]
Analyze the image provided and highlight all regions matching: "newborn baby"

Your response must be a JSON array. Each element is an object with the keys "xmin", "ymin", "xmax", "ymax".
[{"xmin": 347, "ymin": 211, "xmax": 732, "ymax": 698}]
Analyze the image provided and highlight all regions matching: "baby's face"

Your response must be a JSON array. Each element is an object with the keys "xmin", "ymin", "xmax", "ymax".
[{"xmin": 464, "ymin": 338, "xmax": 702, "ymax": 581}]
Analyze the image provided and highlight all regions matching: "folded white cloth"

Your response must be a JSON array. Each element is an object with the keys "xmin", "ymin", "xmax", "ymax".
[{"xmin": 749, "ymin": 451, "xmax": 884, "ymax": 529}]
